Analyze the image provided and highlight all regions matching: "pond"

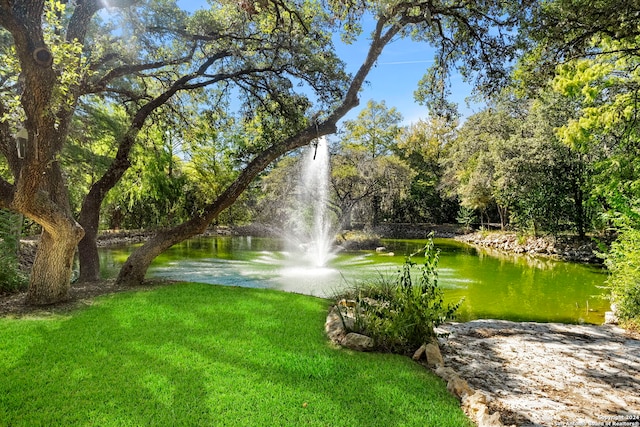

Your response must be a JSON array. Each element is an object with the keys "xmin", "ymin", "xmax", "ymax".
[{"xmin": 100, "ymin": 236, "xmax": 610, "ymax": 324}]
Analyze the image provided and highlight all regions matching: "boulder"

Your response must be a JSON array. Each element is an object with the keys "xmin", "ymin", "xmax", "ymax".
[
  {"xmin": 447, "ymin": 374, "xmax": 474, "ymax": 399},
  {"xmin": 463, "ymin": 392, "xmax": 509, "ymax": 427},
  {"xmin": 434, "ymin": 366, "xmax": 473, "ymax": 399},
  {"xmin": 605, "ymin": 303, "xmax": 620, "ymax": 325},
  {"xmin": 412, "ymin": 343, "xmax": 426, "ymax": 361},
  {"xmin": 424, "ymin": 342, "xmax": 444, "ymax": 368},
  {"xmin": 338, "ymin": 299, "xmax": 357, "ymax": 308},
  {"xmin": 435, "ymin": 366, "xmax": 458, "ymax": 382},
  {"xmin": 325, "ymin": 306, "xmax": 347, "ymax": 343},
  {"xmin": 341, "ymin": 332, "xmax": 375, "ymax": 351}
]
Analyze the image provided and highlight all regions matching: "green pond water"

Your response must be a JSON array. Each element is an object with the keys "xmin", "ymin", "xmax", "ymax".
[{"xmin": 100, "ymin": 236, "xmax": 610, "ymax": 324}]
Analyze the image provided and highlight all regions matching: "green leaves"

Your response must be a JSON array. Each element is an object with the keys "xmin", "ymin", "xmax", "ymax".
[
  {"xmin": 605, "ymin": 218, "xmax": 640, "ymax": 329},
  {"xmin": 0, "ymin": 209, "xmax": 26, "ymax": 293},
  {"xmin": 339, "ymin": 235, "xmax": 462, "ymax": 353},
  {"xmin": 342, "ymin": 100, "xmax": 403, "ymax": 158}
]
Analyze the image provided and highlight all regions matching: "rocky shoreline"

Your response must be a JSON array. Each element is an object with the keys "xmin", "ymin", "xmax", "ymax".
[{"xmin": 456, "ymin": 231, "xmax": 605, "ymax": 264}]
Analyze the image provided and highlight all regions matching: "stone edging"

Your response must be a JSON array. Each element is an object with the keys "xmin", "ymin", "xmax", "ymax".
[
  {"xmin": 456, "ymin": 231, "xmax": 603, "ymax": 264},
  {"xmin": 324, "ymin": 305, "xmax": 512, "ymax": 427}
]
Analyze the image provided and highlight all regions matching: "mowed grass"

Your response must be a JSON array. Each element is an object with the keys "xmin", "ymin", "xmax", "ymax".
[{"xmin": 0, "ymin": 283, "xmax": 472, "ymax": 426}]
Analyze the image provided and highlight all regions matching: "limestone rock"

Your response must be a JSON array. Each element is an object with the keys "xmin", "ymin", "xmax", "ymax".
[
  {"xmin": 424, "ymin": 342, "xmax": 444, "ymax": 368},
  {"xmin": 435, "ymin": 365, "xmax": 474, "ymax": 400},
  {"xmin": 605, "ymin": 303, "xmax": 619, "ymax": 325},
  {"xmin": 342, "ymin": 315, "xmax": 355, "ymax": 331},
  {"xmin": 338, "ymin": 299, "xmax": 357, "ymax": 308},
  {"xmin": 412, "ymin": 340, "xmax": 444, "ymax": 367},
  {"xmin": 438, "ymin": 320, "xmax": 639, "ymax": 426},
  {"xmin": 435, "ymin": 366, "xmax": 458, "ymax": 382},
  {"xmin": 463, "ymin": 392, "xmax": 508, "ymax": 427},
  {"xmin": 341, "ymin": 332, "xmax": 375, "ymax": 351},
  {"xmin": 412, "ymin": 343, "xmax": 426, "ymax": 361},
  {"xmin": 447, "ymin": 374, "xmax": 474, "ymax": 399},
  {"xmin": 325, "ymin": 306, "xmax": 347, "ymax": 343},
  {"xmin": 604, "ymin": 311, "xmax": 619, "ymax": 325}
]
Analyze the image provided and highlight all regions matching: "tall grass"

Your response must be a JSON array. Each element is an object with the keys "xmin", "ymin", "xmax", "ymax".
[{"xmin": 0, "ymin": 283, "xmax": 471, "ymax": 426}]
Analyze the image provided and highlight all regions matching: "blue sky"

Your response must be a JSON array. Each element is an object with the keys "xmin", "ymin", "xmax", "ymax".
[
  {"xmin": 176, "ymin": 1, "xmax": 479, "ymax": 125},
  {"xmin": 335, "ymin": 28, "xmax": 479, "ymax": 124}
]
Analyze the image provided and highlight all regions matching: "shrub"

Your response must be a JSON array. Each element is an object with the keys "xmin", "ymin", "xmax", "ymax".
[
  {"xmin": 337, "ymin": 236, "xmax": 463, "ymax": 353},
  {"xmin": 456, "ymin": 205, "xmax": 476, "ymax": 233},
  {"xmin": 605, "ymin": 226, "xmax": 640, "ymax": 329},
  {"xmin": 0, "ymin": 209, "xmax": 27, "ymax": 294}
]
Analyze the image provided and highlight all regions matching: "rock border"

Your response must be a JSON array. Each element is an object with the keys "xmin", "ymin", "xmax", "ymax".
[
  {"xmin": 456, "ymin": 231, "xmax": 605, "ymax": 264},
  {"xmin": 325, "ymin": 304, "xmax": 511, "ymax": 427}
]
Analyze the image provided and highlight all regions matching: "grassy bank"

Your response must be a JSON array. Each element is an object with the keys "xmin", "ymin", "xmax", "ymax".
[{"xmin": 0, "ymin": 283, "xmax": 471, "ymax": 426}]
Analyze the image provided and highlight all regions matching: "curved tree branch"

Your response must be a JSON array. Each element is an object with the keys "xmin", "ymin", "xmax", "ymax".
[{"xmin": 115, "ymin": 16, "xmax": 404, "ymax": 285}]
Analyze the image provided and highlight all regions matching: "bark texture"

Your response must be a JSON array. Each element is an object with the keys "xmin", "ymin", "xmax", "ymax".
[
  {"xmin": 28, "ymin": 228, "xmax": 83, "ymax": 304},
  {"xmin": 0, "ymin": 0, "xmax": 99, "ymax": 304}
]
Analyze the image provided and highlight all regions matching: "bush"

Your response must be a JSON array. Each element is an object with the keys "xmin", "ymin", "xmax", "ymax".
[
  {"xmin": 0, "ymin": 210, "xmax": 27, "ymax": 294},
  {"xmin": 605, "ymin": 226, "xmax": 640, "ymax": 329},
  {"xmin": 337, "ymin": 236, "xmax": 463, "ymax": 353},
  {"xmin": 334, "ymin": 230, "xmax": 381, "ymax": 250},
  {"xmin": 456, "ymin": 205, "xmax": 476, "ymax": 233}
]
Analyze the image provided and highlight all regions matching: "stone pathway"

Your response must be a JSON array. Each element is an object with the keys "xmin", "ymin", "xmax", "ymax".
[{"xmin": 438, "ymin": 320, "xmax": 640, "ymax": 427}]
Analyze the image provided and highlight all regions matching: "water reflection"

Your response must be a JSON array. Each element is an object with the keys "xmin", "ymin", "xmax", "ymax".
[{"xmin": 100, "ymin": 236, "xmax": 610, "ymax": 324}]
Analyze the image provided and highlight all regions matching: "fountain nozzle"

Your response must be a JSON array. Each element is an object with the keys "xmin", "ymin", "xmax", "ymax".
[{"xmin": 310, "ymin": 113, "xmax": 323, "ymax": 160}]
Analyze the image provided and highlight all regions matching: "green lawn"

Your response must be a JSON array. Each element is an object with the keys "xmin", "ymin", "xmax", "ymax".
[{"xmin": 0, "ymin": 283, "xmax": 472, "ymax": 426}]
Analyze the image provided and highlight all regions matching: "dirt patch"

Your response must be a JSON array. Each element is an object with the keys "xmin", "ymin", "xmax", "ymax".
[
  {"xmin": 0, "ymin": 280, "xmax": 171, "ymax": 317},
  {"xmin": 438, "ymin": 320, "xmax": 640, "ymax": 426}
]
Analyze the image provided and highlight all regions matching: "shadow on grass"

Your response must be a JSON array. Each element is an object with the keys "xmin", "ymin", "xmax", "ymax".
[{"xmin": 0, "ymin": 283, "xmax": 471, "ymax": 426}]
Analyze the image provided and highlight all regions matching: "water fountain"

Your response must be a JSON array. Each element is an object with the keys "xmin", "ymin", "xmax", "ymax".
[{"xmin": 295, "ymin": 136, "xmax": 334, "ymax": 267}]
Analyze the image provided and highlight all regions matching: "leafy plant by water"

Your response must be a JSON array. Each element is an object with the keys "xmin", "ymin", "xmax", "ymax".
[
  {"xmin": 337, "ymin": 235, "xmax": 463, "ymax": 353},
  {"xmin": 456, "ymin": 205, "xmax": 476, "ymax": 232}
]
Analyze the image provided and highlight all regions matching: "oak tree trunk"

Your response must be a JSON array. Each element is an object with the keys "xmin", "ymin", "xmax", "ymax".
[
  {"xmin": 78, "ymin": 193, "xmax": 102, "ymax": 282},
  {"xmin": 27, "ymin": 224, "xmax": 84, "ymax": 305},
  {"xmin": 117, "ymin": 218, "xmax": 209, "ymax": 286},
  {"xmin": 21, "ymin": 164, "xmax": 86, "ymax": 304}
]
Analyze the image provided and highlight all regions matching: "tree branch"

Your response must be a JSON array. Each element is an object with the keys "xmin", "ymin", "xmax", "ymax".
[{"xmin": 88, "ymin": 46, "xmax": 198, "ymax": 92}]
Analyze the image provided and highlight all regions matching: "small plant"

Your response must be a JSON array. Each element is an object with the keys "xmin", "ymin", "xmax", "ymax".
[
  {"xmin": 516, "ymin": 233, "xmax": 529, "ymax": 246},
  {"xmin": 456, "ymin": 205, "xmax": 476, "ymax": 233},
  {"xmin": 338, "ymin": 235, "xmax": 463, "ymax": 353}
]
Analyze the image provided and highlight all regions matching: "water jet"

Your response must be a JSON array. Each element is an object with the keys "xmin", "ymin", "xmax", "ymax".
[{"xmin": 287, "ymin": 136, "xmax": 337, "ymax": 268}]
